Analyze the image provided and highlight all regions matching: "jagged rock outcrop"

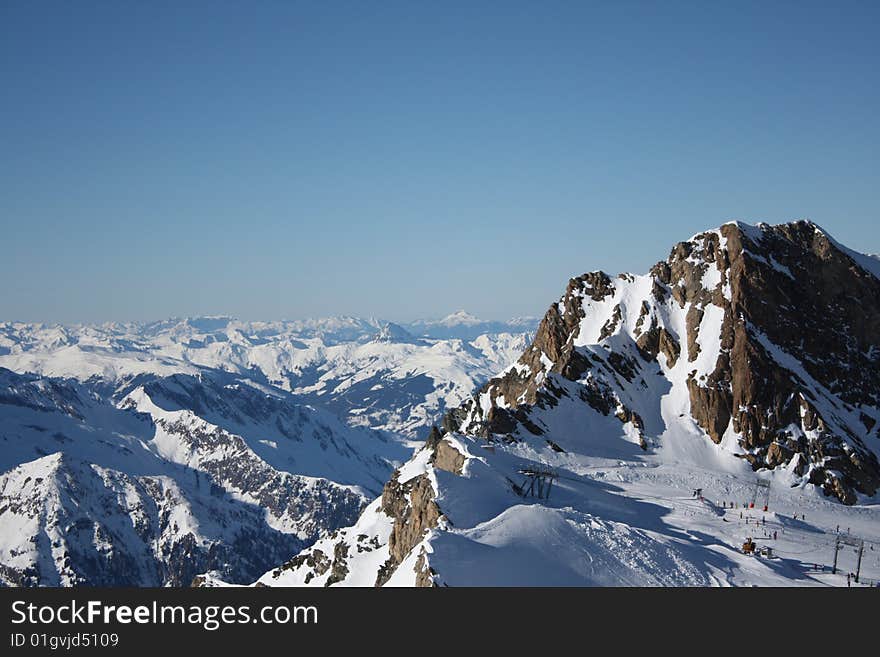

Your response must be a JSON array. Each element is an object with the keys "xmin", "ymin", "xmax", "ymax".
[
  {"xmin": 440, "ymin": 221, "xmax": 880, "ymax": 503},
  {"xmin": 375, "ymin": 471, "xmax": 442, "ymax": 586},
  {"xmin": 259, "ymin": 431, "xmax": 470, "ymax": 588},
  {"xmin": 431, "ymin": 438, "xmax": 466, "ymax": 474}
]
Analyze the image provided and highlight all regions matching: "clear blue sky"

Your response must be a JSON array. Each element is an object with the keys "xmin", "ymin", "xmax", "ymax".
[{"xmin": 2, "ymin": 1, "xmax": 878, "ymax": 323}]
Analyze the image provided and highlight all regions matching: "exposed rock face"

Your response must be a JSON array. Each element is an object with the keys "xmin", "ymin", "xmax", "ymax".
[
  {"xmin": 271, "ymin": 547, "xmax": 331, "ymax": 584},
  {"xmin": 484, "ymin": 273, "xmax": 609, "ymax": 409},
  {"xmin": 325, "ymin": 541, "xmax": 350, "ymax": 586},
  {"xmin": 689, "ymin": 223, "xmax": 880, "ymax": 500},
  {"xmin": 369, "ymin": 435, "xmax": 467, "ymax": 586},
  {"xmin": 259, "ymin": 462, "xmax": 450, "ymax": 588},
  {"xmin": 414, "ymin": 550, "xmax": 438, "ymax": 588},
  {"xmin": 260, "ymin": 434, "xmax": 466, "ymax": 587},
  {"xmin": 441, "ymin": 221, "xmax": 880, "ymax": 503},
  {"xmin": 376, "ymin": 471, "xmax": 442, "ymax": 587},
  {"xmin": 430, "ymin": 438, "xmax": 466, "ymax": 475},
  {"xmin": 636, "ymin": 323, "xmax": 681, "ymax": 368},
  {"xmin": 450, "ymin": 271, "xmax": 648, "ymax": 447}
]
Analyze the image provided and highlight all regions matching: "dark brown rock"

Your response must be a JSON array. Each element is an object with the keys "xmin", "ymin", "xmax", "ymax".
[
  {"xmin": 375, "ymin": 471, "xmax": 442, "ymax": 587},
  {"xmin": 431, "ymin": 439, "xmax": 466, "ymax": 475}
]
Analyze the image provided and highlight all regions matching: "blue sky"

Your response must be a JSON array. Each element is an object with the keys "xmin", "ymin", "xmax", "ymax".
[{"xmin": 2, "ymin": 1, "xmax": 878, "ymax": 323}]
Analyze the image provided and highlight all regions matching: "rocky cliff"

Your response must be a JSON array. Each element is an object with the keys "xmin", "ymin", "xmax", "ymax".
[{"xmin": 452, "ymin": 221, "xmax": 880, "ymax": 503}]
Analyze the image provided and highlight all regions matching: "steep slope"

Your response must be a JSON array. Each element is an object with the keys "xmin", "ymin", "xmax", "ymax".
[
  {"xmin": 0, "ymin": 368, "xmax": 407, "ymax": 586},
  {"xmin": 0, "ymin": 453, "xmax": 303, "ymax": 587},
  {"xmin": 453, "ymin": 220, "xmax": 880, "ymax": 502},
  {"xmin": 260, "ymin": 220, "xmax": 880, "ymax": 587},
  {"xmin": 121, "ymin": 372, "xmax": 405, "ymax": 495}
]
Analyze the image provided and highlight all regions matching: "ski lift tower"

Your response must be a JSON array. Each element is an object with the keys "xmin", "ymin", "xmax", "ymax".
[
  {"xmin": 752, "ymin": 478, "xmax": 771, "ymax": 511},
  {"xmin": 515, "ymin": 467, "xmax": 558, "ymax": 500},
  {"xmin": 833, "ymin": 534, "xmax": 865, "ymax": 582}
]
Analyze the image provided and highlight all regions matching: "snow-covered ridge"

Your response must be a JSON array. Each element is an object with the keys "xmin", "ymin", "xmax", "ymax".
[
  {"xmin": 405, "ymin": 312, "xmax": 539, "ymax": 340},
  {"xmin": 0, "ymin": 314, "xmax": 535, "ymax": 438},
  {"xmin": 0, "ymin": 314, "xmax": 535, "ymax": 586},
  {"xmin": 256, "ymin": 220, "xmax": 880, "ymax": 588},
  {"xmin": 0, "ymin": 365, "xmax": 413, "ymax": 586}
]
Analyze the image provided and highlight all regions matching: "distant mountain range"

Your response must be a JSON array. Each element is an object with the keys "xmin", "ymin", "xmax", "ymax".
[
  {"xmin": 0, "ymin": 313, "xmax": 537, "ymax": 437},
  {"xmin": 0, "ymin": 313, "xmax": 535, "ymax": 585},
  {"xmin": 403, "ymin": 311, "xmax": 539, "ymax": 340}
]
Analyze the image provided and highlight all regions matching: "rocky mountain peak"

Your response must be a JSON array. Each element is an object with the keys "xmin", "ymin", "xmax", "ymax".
[
  {"xmin": 443, "ymin": 221, "xmax": 880, "ymax": 503},
  {"xmin": 371, "ymin": 322, "xmax": 422, "ymax": 345},
  {"xmin": 247, "ymin": 220, "xmax": 880, "ymax": 590}
]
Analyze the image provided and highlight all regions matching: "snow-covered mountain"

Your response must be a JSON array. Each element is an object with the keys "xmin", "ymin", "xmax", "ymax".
[
  {"xmin": 260, "ymin": 221, "xmax": 880, "ymax": 587},
  {"xmin": 0, "ymin": 367, "xmax": 405, "ymax": 586},
  {"xmin": 404, "ymin": 311, "xmax": 539, "ymax": 341},
  {"xmin": 0, "ymin": 315, "xmax": 534, "ymax": 437},
  {"xmin": 0, "ymin": 315, "xmax": 534, "ymax": 586},
  {"xmin": 6, "ymin": 223, "xmax": 880, "ymax": 588}
]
